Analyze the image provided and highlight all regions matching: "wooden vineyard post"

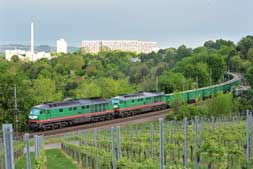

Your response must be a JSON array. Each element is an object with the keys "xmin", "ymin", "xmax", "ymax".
[
  {"xmin": 130, "ymin": 126, "xmax": 133, "ymax": 160},
  {"xmin": 159, "ymin": 118, "xmax": 164, "ymax": 169},
  {"xmin": 2, "ymin": 124, "xmax": 15, "ymax": 169},
  {"xmin": 211, "ymin": 116, "xmax": 215, "ymax": 134},
  {"xmin": 34, "ymin": 135, "xmax": 39, "ymax": 159},
  {"xmin": 246, "ymin": 110, "xmax": 252, "ymax": 163},
  {"xmin": 111, "ymin": 127, "xmax": 115, "ymax": 169},
  {"xmin": 93, "ymin": 129, "xmax": 98, "ymax": 169},
  {"xmin": 83, "ymin": 130, "xmax": 89, "ymax": 169},
  {"xmin": 184, "ymin": 117, "xmax": 188, "ymax": 168},
  {"xmin": 25, "ymin": 133, "xmax": 31, "ymax": 169},
  {"xmin": 150, "ymin": 123, "xmax": 154, "ymax": 159},
  {"xmin": 194, "ymin": 116, "xmax": 198, "ymax": 169},
  {"xmin": 116, "ymin": 126, "xmax": 121, "ymax": 161}
]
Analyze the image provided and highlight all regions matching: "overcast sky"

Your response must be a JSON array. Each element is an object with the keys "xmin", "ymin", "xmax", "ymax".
[{"xmin": 0, "ymin": 0, "xmax": 252, "ymax": 48}]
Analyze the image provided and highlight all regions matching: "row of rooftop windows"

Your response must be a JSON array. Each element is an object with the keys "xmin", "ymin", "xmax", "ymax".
[
  {"xmin": 58, "ymin": 103, "xmax": 110, "ymax": 112},
  {"xmin": 120, "ymin": 96, "xmax": 163, "ymax": 104}
]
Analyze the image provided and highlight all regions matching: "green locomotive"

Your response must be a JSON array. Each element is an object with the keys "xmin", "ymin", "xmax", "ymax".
[{"xmin": 28, "ymin": 73, "xmax": 241, "ymax": 131}]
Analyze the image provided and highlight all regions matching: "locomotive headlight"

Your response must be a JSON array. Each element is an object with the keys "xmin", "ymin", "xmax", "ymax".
[{"xmin": 29, "ymin": 115, "xmax": 38, "ymax": 120}]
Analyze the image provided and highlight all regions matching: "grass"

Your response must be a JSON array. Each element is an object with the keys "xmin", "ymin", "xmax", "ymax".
[
  {"xmin": 15, "ymin": 149, "xmax": 77, "ymax": 169},
  {"xmin": 15, "ymin": 152, "xmax": 36, "ymax": 169},
  {"xmin": 46, "ymin": 149, "xmax": 77, "ymax": 169}
]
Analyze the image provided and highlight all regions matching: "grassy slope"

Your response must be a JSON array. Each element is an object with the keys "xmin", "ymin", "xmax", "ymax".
[
  {"xmin": 15, "ymin": 149, "xmax": 77, "ymax": 169},
  {"xmin": 46, "ymin": 149, "xmax": 77, "ymax": 169},
  {"xmin": 15, "ymin": 152, "xmax": 36, "ymax": 169}
]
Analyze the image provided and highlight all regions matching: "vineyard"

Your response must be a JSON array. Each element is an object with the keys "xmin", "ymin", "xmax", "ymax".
[
  {"xmin": 1, "ymin": 112, "xmax": 253, "ymax": 169},
  {"xmin": 61, "ymin": 113, "xmax": 253, "ymax": 169}
]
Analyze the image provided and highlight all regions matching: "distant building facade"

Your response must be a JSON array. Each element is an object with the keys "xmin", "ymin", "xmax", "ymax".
[
  {"xmin": 81, "ymin": 40, "xmax": 158, "ymax": 54},
  {"xmin": 5, "ymin": 50, "xmax": 26, "ymax": 61},
  {"xmin": 5, "ymin": 50, "xmax": 53, "ymax": 61},
  {"xmin": 57, "ymin": 39, "xmax": 67, "ymax": 53}
]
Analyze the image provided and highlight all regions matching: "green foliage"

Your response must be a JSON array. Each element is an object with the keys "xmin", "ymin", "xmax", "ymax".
[
  {"xmin": 35, "ymin": 145, "xmax": 47, "ymax": 169},
  {"xmin": 237, "ymin": 35, "xmax": 253, "ymax": 59},
  {"xmin": 246, "ymin": 67, "xmax": 253, "ymax": 87},
  {"xmin": 207, "ymin": 93, "xmax": 236, "ymax": 116},
  {"xmin": 159, "ymin": 71, "xmax": 187, "ymax": 93},
  {"xmin": 167, "ymin": 93, "xmax": 238, "ymax": 120},
  {"xmin": 72, "ymin": 80, "xmax": 101, "ymax": 98},
  {"xmin": 171, "ymin": 92, "xmax": 184, "ymax": 115},
  {"xmin": 27, "ymin": 79, "xmax": 62, "ymax": 104},
  {"xmin": 236, "ymin": 89, "xmax": 253, "ymax": 112},
  {"xmin": 62, "ymin": 119, "xmax": 252, "ymax": 168},
  {"xmin": 16, "ymin": 149, "xmax": 77, "ymax": 169},
  {"xmin": 0, "ymin": 35, "xmax": 253, "ymax": 129}
]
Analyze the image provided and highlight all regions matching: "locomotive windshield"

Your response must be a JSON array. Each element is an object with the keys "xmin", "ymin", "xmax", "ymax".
[
  {"xmin": 30, "ymin": 109, "xmax": 40, "ymax": 115},
  {"xmin": 111, "ymin": 98, "xmax": 120, "ymax": 108}
]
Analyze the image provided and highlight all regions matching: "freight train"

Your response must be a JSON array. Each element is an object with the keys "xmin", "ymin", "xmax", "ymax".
[{"xmin": 28, "ymin": 73, "xmax": 241, "ymax": 131}]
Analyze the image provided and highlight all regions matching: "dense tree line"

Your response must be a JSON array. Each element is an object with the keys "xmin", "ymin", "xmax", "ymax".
[{"xmin": 0, "ymin": 35, "xmax": 252, "ymax": 129}]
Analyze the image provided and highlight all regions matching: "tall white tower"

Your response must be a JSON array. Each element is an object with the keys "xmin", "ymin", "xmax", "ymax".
[
  {"xmin": 57, "ymin": 39, "xmax": 68, "ymax": 53},
  {"xmin": 31, "ymin": 22, "xmax": 34, "ymax": 54}
]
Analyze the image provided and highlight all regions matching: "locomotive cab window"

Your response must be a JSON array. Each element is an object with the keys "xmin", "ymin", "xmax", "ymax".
[
  {"xmin": 30, "ymin": 109, "xmax": 40, "ymax": 115},
  {"xmin": 59, "ymin": 109, "xmax": 63, "ymax": 112}
]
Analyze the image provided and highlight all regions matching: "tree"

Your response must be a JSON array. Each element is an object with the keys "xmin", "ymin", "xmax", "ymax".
[
  {"xmin": 171, "ymin": 92, "xmax": 184, "ymax": 116},
  {"xmin": 177, "ymin": 45, "xmax": 192, "ymax": 60},
  {"xmin": 27, "ymin": 78, "xmax": 62, "ymax": 104},
  {"xmin": 206, "ymin": 54, "xmax": 226, "ymax": 83},
  {"xmin": 237, "ymin": 35, "xmax": 253, "ymax": 59},
  {"xmin": 246, "ymin": 47, "xmax": 253, "ymax": 61},
  {"xmin": 73, "ymin": 80, "xmax": 101, "ymax": 98},
  {"xmin": 11, "ymin": 55, "xmax": 20, "ymax": 62},
  {"xmin": 230, "ymin": 55, "xmax": 244, "ymax": 72},
  {"xmin": 207, "ymin": 93, "xmax": 235, "ymax": 116},
  {"xmin": 183, "ymin": 63, "xmax": 209, "ymax": 87},
  {"xmin": 129, "ymin": 64, "xmax": 149, "ymax": 84},
  {"xmin": 99, "ymin": 78, "xmax": 134, "ymax": 98},
  {"xmin": 246, "ymin": 67, "xmax": 253, "ymax": 87},
  {"xmin": 159, "ymin": 71, "xmax": 186, "ymax": 93}
]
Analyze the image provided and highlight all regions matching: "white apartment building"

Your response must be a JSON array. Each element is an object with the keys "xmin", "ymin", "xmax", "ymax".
[
  {"xmin": 5, "ymin": 50, "xmax": 26, "ymax": 61},
  {"xmin": 81, "ymin": 40, "xmax": 158, "ymax": 54},
  {"xmin": 57, "ymin": 39, "xmax": 68, "ymax": 53},
  {"xmin": 5, "ymin": 50, "xmax": 53, "ymax": 61}
]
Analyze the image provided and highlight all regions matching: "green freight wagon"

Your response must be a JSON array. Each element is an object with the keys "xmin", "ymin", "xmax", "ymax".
[{"xmin": 164, "ymin": 72, "xmax": 241, "ymax": 106}]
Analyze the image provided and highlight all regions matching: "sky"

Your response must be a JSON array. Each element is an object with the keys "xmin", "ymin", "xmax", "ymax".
[{"xmin": 0, "ymin": 0, "xmax": 252, "ymax": 48}]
